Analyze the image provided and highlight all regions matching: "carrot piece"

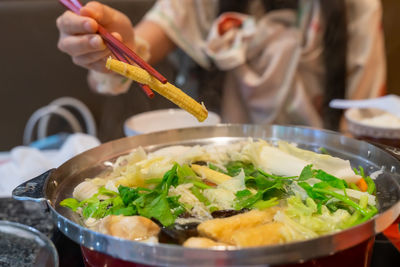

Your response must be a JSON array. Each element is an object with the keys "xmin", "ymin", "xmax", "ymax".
[
  {"xmin": 356, "ymin": 178, "xmax": 368, "ymax": 192},
  {"xmin": 203, "ymin": 180, "xmax": 217, "ymax": 187}
]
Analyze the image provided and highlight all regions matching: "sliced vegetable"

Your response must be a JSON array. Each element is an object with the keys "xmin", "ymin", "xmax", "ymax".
[
  {"xmin": 190, "ymin": 186, "xmax": 211, "ymax": 206},
  {"xmin": 191, "ymin": 164, "xmax": 232, "ymax": 185},
  {"xmin": 60, "ymin": 198, "xmax": 80, "ymax": 211},
  {"xmin": 252, "ymin": 197, "xmax": 279, "ymax": 210},
  {"xmin": 349, "ymin": 182, "xmax": 361, "ymax": 191},
  {"xmin": 312, "ymin": 188, "xmax": 369, "ymax": 216},
  {"xmin": 313, "ymin": 170, "xmax": 348, "ymax": 189},
  {"xmin": 298, "ymin": 164, "xmax": 314, "ymax": 181},
  {"xmin": 364, "ymin": 176, "xmax": 376, "ymax": 195},
  {"xmin": 355, "ymin": 178, "xmax": 368, "ymax": 192},
  {"xmin": 354, "ymin": 166, "xmax": 376, "ymax": 195}
]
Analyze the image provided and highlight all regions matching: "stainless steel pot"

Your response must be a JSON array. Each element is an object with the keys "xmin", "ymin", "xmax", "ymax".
[{"xmin": 12, "ymin": 124, "xmax": 400, "ymax": 266}]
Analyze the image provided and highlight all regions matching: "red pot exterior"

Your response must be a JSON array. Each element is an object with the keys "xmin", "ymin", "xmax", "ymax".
[{"xmin": 81, "ymin": 237, "xmax": 375, "ymax": 267}]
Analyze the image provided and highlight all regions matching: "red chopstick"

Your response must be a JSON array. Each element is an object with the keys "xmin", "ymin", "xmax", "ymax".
[
  {"xmin": 60, "ymin": 0, "xmax": 80, "ymax": 13},
  {"xmin": 59, "ymin": 0, "xmax": 162, "ymax": 98}
]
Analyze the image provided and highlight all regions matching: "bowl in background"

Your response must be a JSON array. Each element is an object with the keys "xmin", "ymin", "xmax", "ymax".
[
  {"xmin": 345, "ymin": 108, "xmax": 400, "ymax": 148},
  {"xmin": 0, "ymin": 221, "xmax": 59, "ymax": 267},
  {"xmin": 124, "ymin": 109, "xmax": 221, "ymax": 136}
]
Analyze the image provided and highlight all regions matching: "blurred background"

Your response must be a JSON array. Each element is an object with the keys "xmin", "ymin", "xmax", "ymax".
[
  {"xmin": 0, "ymin": 0, "xmax": 398, "ymax": 150},
  {"xmin": 0, "ymin": 0, "xmax": 176, "ymax": 150}
]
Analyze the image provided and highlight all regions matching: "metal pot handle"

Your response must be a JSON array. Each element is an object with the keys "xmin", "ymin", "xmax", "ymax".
[
  {"xmin": 367, "ymin": 141, "xmax": 400, "ymax": 161},
  {"xmin": 369, "ymin": 141, "xmax": 400, "ymax": 187},
  {"xmin": 12, "ymin": 169, "xmax": 55, "ymax": 203},
  {"xmin": 367, "ymin": 142, "xmax": 400, "ymax": 244}
]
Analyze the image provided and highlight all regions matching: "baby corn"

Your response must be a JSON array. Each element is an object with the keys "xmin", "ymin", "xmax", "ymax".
[
  {"xmin": 191, "ymin": 164, "xmax": 232, "ymax": 185},
  {"xmin": 106, "ymin": 58, "xmax": 208, "ymax": 122}
]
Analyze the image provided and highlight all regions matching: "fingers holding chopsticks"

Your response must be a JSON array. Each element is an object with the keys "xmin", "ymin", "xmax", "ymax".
[
  {"xmin": 57, "ymin": 1, "xmax": 109, "ymax": 35},
  {"xmin": 80, "ymin": 1, "xmax": 115, "ymax": 28},
  {"xmin": 57, "ymin": 30, "xmax": 110, "ymax": 72},
  {"xmin": 56, "ymin": 10, "xmax": 97, "ymax": 35},
  {"xmin": 58, "ymin": 33, "xmax": 106, "ymax": 55},
  {"xmin": 56, "ymin": 1, "xmax": 136, "ymax": 72},
  {"xmin": 57, "ymin": 10, "xmax": 107, "ymax": 69},
  {"xmin": 80, "ymin": 2, "xmax": 135, "ymax": 50},
  {"xmin": 73, "ymin": 49, "xmax": 112, "ymax": 72}
]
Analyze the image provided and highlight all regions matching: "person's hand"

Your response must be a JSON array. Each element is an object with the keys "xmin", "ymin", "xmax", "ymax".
[{"xmin": 56, "ymin": 1, "xmax": 135, "ymax": 73}]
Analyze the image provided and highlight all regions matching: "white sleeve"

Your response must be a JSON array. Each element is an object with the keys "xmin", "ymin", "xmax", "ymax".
[
  {"xmin": 144, "ymin": 0, "xmax": 218, "ymax": 68},
  {"xmin": 89, "ymin": 70, "xmax": 133, "ymax": 95}
]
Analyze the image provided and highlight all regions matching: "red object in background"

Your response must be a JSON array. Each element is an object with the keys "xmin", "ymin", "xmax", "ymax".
[
  {"xmin": 384, "ymin": 223, "xmax": 400, "ymax": 252},
  {"xmin": 81, "ymin": 238, "xmax": 375, "ymax": 267},
  {"xmin": 218, "ymin": 16, "xmax": 243, "ymax": 35}
]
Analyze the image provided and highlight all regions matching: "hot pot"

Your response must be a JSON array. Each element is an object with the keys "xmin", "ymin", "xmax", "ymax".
[{"xmin": 12, "ymin": 124, "xmax": 400, "ymax": 266}]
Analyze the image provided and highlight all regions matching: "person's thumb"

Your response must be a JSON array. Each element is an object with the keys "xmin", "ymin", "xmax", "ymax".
[{"xmin": 80, "ymin": 1, "xmax": 116, "ymax": 27}]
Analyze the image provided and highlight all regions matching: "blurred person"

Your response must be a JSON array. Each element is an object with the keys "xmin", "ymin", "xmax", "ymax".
[{"xmin": 56, "ymin": 0, "xmax": 386, "ymax": 131}]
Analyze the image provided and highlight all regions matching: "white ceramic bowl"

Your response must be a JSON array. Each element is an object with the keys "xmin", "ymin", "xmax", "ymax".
[
  {"xmin": 345, "ymin": 108, "xmax": 400, "ymax": 140},
  {"xmin": 124, "ymin": 109, "xmax": 221, "ymax": 136}
]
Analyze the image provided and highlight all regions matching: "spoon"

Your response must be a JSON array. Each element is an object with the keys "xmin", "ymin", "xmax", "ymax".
[{"xmin": 329, "ymin": 94, "xmax": 400, "ymax": 118}]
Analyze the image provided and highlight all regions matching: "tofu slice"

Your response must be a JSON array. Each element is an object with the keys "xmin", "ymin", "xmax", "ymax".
[
  {"xmin": 197, "ymin": 208, "xmax": 279, "ymax": 245},
  {"xmin": 98, "ymin": 215, "xmax": 160, "ymax": 241},
  {"xmin": 231, "ymin": 222, "xmax": 284, "ymax": 247}
]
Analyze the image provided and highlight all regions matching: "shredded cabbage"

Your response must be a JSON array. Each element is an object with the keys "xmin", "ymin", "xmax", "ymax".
[{"xmin": 275, "ymin": 196, "xmax": 352, "ymax": 242}]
